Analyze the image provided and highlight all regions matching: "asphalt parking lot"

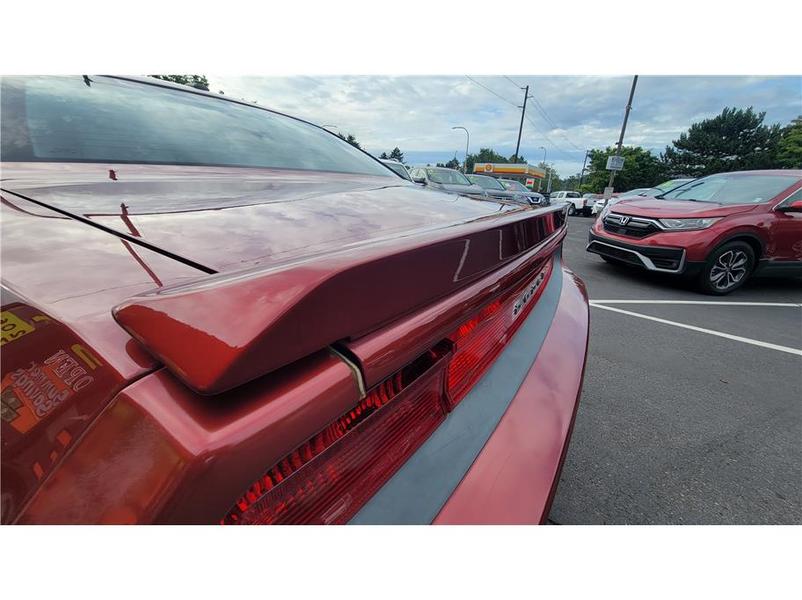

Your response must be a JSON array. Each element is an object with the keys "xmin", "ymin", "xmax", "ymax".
[{"xmin": 549, "ymin": 215, "xmax": 802, "ymax": 524}]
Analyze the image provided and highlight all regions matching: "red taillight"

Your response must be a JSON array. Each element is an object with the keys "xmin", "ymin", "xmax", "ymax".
[
  {"xmin": 445, "ymin": 259, "xmax": 552, "ymax": 407},
  {"xmin": 222, "ymin": 348, "xmax": 448, "ymax": 525},
  {"xmin": 222, "ymin": 258, "xmax": 553, "ymax": 525}
]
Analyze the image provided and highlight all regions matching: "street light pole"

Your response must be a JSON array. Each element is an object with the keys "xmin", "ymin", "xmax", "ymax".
[
  {"xmin": 452, "ymin": 126, "xmax": 470, "ymax": 173},
  {"xmin": 538, "ymin": 146, "xmax": 547, "ymax": 192},
  {"xmin": 607, "ymin": 75, "xmax": 639, "ymax": 191}
]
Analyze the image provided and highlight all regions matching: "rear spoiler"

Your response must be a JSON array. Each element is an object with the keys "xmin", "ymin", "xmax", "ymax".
[{"xmin": 113, "ymin": 207, "xmax": 567, "ymax": 395}]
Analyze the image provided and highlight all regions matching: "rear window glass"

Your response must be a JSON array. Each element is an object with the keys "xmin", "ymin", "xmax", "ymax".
[
  {"xmin": 467, "ymin": 175, "xmax": 505, "ymax": 190},
  {"xmin": 1, "ymin": 76, "xmax": 392, "ymax": 177},
  {"xmin": 425, "ymin": 168, "xmax": 470, "ymax": 185}
]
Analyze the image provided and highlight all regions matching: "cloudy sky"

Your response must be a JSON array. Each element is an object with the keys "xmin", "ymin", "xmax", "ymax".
[{"xmin": 209, "ymin": 75, "xmax": 801, "ymax": 177}]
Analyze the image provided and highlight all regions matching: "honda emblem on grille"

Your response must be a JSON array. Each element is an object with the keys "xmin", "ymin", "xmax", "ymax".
[{"xmin": 619, "ymin": 216, "xmax": 630, "ymax": 225}]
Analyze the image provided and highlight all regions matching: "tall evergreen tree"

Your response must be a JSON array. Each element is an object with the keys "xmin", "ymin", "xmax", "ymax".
[
  {"xmin": 388, "ymin": 147, "xmax": 405, "ymax": 163},
  {"xmin": 337, "ymin": 132, "xmax": 361, "ymax": 149},
  {"xmin": 662, "ymin": 107, "xmax": 783, "ymax": 176},
  {"xmin": 777, "ymin": 116, "xmax": 802, "ymax": 168}
]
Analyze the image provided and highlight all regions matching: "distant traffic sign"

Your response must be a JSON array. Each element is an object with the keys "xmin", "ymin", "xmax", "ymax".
[{"xmin": 606, "ymin": 155, "xmax": 625, "ymax": 171}]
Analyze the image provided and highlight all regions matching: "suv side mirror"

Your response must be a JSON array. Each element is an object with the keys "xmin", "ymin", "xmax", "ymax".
[
  {"xmin": 412, "ymin": 175, "xmax": 426, "ymax": 184},
  {"xmin": 778, "ymin": 199, "xmax": 802, "ymax": 213}
]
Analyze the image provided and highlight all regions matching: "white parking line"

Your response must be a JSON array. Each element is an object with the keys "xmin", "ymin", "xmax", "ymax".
[
  {"xmin": 591, "ymin": 300, "xmax": 802, "ymax": 307},
  {"xmin": 589, "ymin": 302, "xmax": 802, "ymax": 357}
]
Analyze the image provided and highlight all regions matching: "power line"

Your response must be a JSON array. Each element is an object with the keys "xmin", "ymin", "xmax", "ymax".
[
  {"xmin": 528, "ymin": 93, "xmax": 585, "ymax": 152},
  {"xmin": 465, "ymin": 75, "xmax": 584, "ymax": 163},
  {"xmin": 501, "ymin": 76, "xmax": 586, "ymax": 153},
  {"xmin": 464, "ymin": 76, "xmax": 519, "ymax": 108}
]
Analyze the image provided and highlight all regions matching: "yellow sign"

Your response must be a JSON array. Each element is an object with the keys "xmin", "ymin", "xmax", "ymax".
[
  {"xmin": 473, "ymin": 163, "xmax": 546, "ymax": 178},
  {"xmin": 1, "ymin": 310, "xmax": 35, "ymax": 346}
]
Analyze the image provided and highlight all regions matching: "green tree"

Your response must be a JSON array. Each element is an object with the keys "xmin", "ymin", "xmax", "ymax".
[
  {"xmin": 388, "ymin": 147, "xmax": 405, "ymax": 163},
  {"xmin": 465, "ymin": 148, "xmax": 509, "ymax": 174},
  {"xmin": 662, "ymin": 107, "xmax": 783, "ymax": 177},
  {"xmin": 584, "ymin": 146, "xmax": 666, "ymax": 193},
  {"xmin": 777, "ymin": 116, "xmax": 802, "ymax": 168},
  {"xmin": 435, "ymin": 158, "xmax": 461, "ymax": 169},
  {"xmin": 337, "ymin": 133, "xmax": 361, "ymax": 149},
  {"xmin": 379, "ymin": 152, "xmax": 389, "ymax": 159},
  {"xmin": 535, "ymin": 162, "xmax": 562, "ymax": 193},
  {"xmin": 150, "ymin": 75, "xmax": 210, "ymax": 91}
]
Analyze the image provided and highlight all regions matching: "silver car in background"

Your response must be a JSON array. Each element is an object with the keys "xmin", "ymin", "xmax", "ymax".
[
  {"xmin": 409, "ymin": 166, "xmax": 487, "ymax": 196},
  {"xmin": 498, "ymin": 179, "xmax": 547, "ymax": 206},
  {"xmin": 466, "ymin": 174, "xmax": 529, "ymax": 203},
  {"xmin": 380, "ymin": 159, "xmax": 414, "ymax": 181}
]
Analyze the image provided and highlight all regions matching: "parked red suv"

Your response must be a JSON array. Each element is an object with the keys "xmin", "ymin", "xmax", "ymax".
[{"xmin": 587, "ymin": 171, "xmax": 802, "ymax": 294}]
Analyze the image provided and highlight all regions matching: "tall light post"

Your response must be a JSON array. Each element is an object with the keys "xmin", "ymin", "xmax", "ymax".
[
  {"xmin": 452, "ymin": 126, "xmax": 470, "ymax": 173},
  {"xmin": 538, "ymin": 146, "xmax": 547, "ymax": 191}
]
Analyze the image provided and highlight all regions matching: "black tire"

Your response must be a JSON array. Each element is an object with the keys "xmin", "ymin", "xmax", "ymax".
[
  {"xmin": 567, "ymin": 204, "xmax": 576, "ymax": 216},
  {"xmin": 698, "ymin": 241, "xmax": 755, "ymax": 295}
]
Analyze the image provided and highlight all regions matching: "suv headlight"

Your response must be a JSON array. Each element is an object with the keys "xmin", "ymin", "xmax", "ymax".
[
  {"xmin": 599, "ymin": 201, "xmax": 612, "ymax": 219},
  {"xmin": 658, "ymin": 217, "xmax": 719, "ymax": 230}
]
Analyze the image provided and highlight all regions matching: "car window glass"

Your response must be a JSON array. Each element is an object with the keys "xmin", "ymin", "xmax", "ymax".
[
  {"xmin": 1, "ymin": 76, "xmax": 392, "ymax": 177},
  {"xmin": 468, "ymin": 175, "xmax": 504, "ymax": 190},
  {"xmin": 425, "ymin": 168, "xmax": 470, "ymax": 185},
  {"xmin": 662, "ymin": 174, "xmax": 800, "ymax": 204}
]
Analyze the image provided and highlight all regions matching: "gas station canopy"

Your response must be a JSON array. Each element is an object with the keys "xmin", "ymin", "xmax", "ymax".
[{"xmin": 473, "ymin": 162, "xmax": 546, "ymax": 179}]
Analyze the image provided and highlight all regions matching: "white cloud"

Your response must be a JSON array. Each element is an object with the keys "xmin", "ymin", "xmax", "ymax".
[{"xmin": 208, "ymin": 75, "xmax": 801, "ymax": 176}]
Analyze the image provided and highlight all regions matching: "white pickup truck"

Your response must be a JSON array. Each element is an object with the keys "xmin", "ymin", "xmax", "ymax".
[{"xmin": 550, "ymin": 191, "xmax": 589, "ymax": 216}]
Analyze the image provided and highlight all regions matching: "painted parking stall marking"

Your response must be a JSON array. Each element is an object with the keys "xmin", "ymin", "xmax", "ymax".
[{"xmin": 589, "ymin": 301, "xmax": 802, "ymax": 357}]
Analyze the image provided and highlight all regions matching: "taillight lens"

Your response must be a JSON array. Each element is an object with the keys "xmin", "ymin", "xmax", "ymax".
[
  {"xmin": 445, "ymin": 259, "xmax": 552, "ymax": 407},
  {"xmin": 223, "ymin": 348, "xmax": 448, "ymax": 525},
  {"xmin": 222, "ymin": 258, "xmax": 553, "ymax": 525}
]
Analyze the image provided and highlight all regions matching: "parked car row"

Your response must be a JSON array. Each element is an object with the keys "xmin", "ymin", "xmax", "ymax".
[{"xmin": 590, "ymin": 179, "xmax": 694, "ymax": 215}]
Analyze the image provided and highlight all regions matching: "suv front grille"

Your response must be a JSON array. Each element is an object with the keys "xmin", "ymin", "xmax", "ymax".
[{"xmin": 603, "ymin": 213, "xmax": 661, "ymax": 238}]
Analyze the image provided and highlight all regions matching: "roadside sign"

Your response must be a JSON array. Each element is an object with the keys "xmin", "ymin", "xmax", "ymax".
[
  {"xmin": 525, "ymin": 178, "xmax": 535, "ymax": 187},
  {"xmin": 606, "ymin": 155, "xmax": 625, "ymax": 171},
  {"xmin": 603, "ymin": 186, "xmax": 614, "ymax": 199}
]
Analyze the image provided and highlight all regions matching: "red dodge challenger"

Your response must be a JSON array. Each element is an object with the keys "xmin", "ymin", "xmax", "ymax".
[{"xmin": 0, "ymin": 76, "xmax": 589, "ymax": 524}]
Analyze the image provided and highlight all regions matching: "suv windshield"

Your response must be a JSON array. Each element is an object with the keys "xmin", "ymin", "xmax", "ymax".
[
  {"xmin": 426, "ymin": 168, "xmax": 471, "ymax": 185},
  {"xmin": 501, "ymin": 180, "xmax": 529, "ymax": 192},
  {"xmin": 1, "ymin": 76, "xmax": 392, "ymax": 177},
  {"xmin": 660, "ymin": 174, "xmax": 800, "ymax": 204},
  {"xmin": 467, "ymin": 175, "xmax": 505, "ymax": 190},
  {"xmin": 655, "ymin": 179, "xmax": 693, "ymax": 192}
]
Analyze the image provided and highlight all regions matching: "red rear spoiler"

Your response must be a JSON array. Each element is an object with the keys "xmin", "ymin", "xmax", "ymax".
[{"xmin": 113, "ymin": 207, "xmax": 566, "ymax": 395}]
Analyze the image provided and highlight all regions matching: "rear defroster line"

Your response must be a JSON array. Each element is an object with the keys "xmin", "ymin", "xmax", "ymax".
[{"xmin": 1, "ymin": 188, "xmax": 217, "ymax": 275}]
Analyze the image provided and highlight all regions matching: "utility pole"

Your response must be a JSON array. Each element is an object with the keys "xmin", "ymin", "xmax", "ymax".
[
  {"xmin": 578, "ymin": 149, "xmax": 590, "ymax": 189},
  {"xmin": 607, "ymin": 75, "xmax": 639, "ymax": 191},
  {"xmin": 513, "ymin": 85, "xmax": 532, "ymax": 163}
]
